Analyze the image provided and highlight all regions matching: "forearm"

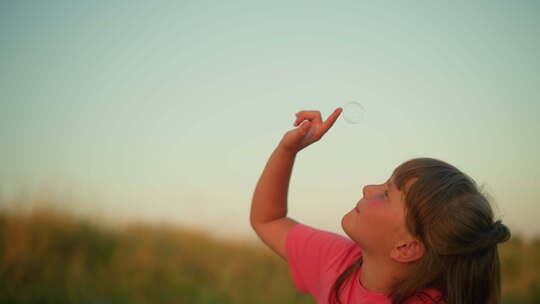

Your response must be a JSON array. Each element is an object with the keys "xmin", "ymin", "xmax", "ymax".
[{"xmin": 250, "ymin": 146, "xmax": 297, "ymax": 225}]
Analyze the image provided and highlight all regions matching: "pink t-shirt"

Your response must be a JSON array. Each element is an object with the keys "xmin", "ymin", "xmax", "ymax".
[{"xmin": 285, "ymin": 223, "xmax": 443, "ymax": 304}]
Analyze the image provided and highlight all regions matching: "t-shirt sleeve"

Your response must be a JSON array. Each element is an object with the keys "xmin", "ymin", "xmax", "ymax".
[{"xmin": 285, "ymin": 223, "xmax": 357, "ymax": 295}]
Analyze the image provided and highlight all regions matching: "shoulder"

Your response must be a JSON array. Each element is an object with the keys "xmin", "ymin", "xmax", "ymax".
[
  {"xmin": 287, "ymin": 223, "xmax": 351, "ymax": 244},
  {"xmin": 286, "ymin": 223, "xmax": 360, "ymax": 261},
  {"xmin": 285, "ymin": 223, "xmax": 362, "ymax": 294},
  {"xmin": 404, "ymin": 288, "xmax": 445, "ymax": 304},
  {"xmin": 286, "ymin": 223, "xmax": 362, "ymax": 268}
]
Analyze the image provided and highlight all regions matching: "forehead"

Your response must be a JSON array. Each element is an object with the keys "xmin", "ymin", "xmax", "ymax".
[
  {"xmin": 388, "ymin": 177, "xmax": 395, "ymax": 189},
  {"xmin": 388, "ymin": 175, "xmax": 417, "ymax": 197},
  {"xmin": 385, "ymin": 177, "xmax": 409, "ymax": 229},
  {"xmin": 387, "ymin": 176, "xmax": 396, "ymax": 191}
]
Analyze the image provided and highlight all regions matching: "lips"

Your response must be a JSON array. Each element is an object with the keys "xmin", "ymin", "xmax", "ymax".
[{"xmin": 354, "ymin": 199, "xmax": 364, "ymax": 213}]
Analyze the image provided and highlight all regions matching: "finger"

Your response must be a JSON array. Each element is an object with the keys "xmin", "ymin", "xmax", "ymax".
[
  {"xmin": 291, "ymin": 120, "xmax": 312, "ymax": 141},
  {"xmin": 293, "ymin": 115, "xmax": 303, "ymax": 126},
  {"xmin": 321, "ymin": 107, "xmax": 343, "ymax": 134},
  {"xmin": 294, "ymin": 111, "xmax": 322, "ymax": 126}
]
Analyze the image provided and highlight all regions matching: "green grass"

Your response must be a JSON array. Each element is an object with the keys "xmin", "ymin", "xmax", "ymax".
[{"xmin": 0, "ymin": 205, "xmax": 539, "ymax": 303}]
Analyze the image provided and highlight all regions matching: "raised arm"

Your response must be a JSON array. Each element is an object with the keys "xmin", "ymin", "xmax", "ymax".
[{"xmin": 250, "ymin": 108, "xmax": 342, "ymax": 260}]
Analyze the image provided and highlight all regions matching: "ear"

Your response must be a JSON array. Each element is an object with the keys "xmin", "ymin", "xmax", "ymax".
[{"xmin": 390, "ymin": 239, "xmax": 425, "ymax": 263}]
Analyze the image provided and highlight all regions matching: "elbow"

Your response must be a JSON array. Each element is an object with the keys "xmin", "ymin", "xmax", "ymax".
[
  {"xmin": 249, "ymin": 213, "xmax": 261, "ymax": 231},
  {"xmin": 249, "ymin": 199, "xmax": 266, "ymax": 230},
  {"xmin": 250, "ymin": 209, "xmax": 269, "ymax": 232},
  {"xmin": 249, "ymin": 206, "xmax": 258, "ymax": 230}
]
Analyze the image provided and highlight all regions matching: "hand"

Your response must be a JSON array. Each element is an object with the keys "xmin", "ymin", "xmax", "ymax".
[{"xmin": 278, "ymin": 108, "xmax": 343, "ymax": 154}]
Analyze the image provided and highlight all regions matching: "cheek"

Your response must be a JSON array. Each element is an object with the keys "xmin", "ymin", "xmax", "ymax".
[
  {"xmin": 357, "ymin": 204, "xmax": 396, "ymax": 234},
  {"xmin": 356, "ymin": 198, "xmax": 383, "ymax": 215},
  {"xmin": 365, "ymin": 197, "xmax": 384, "ymax": 207}
]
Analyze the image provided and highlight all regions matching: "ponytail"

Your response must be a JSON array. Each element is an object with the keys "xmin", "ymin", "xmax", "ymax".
[{"xmin": 441, "ymin": 220, "xmax": 511, "ymax": 303}]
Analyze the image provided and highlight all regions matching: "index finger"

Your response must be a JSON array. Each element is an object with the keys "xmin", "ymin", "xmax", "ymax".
[{"xmin": 321, "ymin": 107, "xmax": 343, "ymax": 134}]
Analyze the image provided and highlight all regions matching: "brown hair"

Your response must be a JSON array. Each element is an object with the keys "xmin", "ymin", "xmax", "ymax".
[{"xmin": 329, "ymin": 158, "xmax": 511, "ymax": 304}]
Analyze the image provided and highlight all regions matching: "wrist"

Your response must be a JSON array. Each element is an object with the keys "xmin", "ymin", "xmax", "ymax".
[{"xmin": 275, "ymin": 145, "xmax": 298, "ymax": 158}]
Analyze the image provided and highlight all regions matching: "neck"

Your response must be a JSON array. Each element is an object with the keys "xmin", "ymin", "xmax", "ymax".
[{"xmin": 359, "ymin": 251, "xmax": 405, "ymax": 295}]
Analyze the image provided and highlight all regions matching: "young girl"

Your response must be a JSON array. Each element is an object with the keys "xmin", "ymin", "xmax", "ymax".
[{"xmin": 250, "ymin": 108, "xmax": 511, "ymax": 304}]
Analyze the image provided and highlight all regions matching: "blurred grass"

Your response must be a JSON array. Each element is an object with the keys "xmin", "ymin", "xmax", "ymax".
[
  {"xmin": 0, "ymin": 204, "xmax": 539, "ymax": 303},
  {"xmin": 0, "ymin": 205, "xmax": 313, "ymax": 304}
]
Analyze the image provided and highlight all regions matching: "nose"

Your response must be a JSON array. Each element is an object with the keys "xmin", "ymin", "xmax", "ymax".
[
  {"xmin": 362, "ymin": 184, "xmax": 374, "ymax": 199},
  {"xmin": 363, "ymin": 184, "xmax": 384, "ymax": 199}
]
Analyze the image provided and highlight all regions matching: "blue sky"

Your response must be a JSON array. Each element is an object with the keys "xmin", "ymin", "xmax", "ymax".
[{"xmin": 1, "ymin": 1, "xmax": 539, "ymax": 240}]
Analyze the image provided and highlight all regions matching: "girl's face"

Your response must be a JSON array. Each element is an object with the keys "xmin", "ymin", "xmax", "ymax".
[{"xmin": 341, "ymin": 176, "xmax": 415, "ymax": 256}]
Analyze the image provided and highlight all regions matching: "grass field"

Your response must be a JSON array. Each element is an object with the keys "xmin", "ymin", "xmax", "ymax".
[{"xmin": 0, "ymin": 205, "xmax": 539, "ymax": 304}]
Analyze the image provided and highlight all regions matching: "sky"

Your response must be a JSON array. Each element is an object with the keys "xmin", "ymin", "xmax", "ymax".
[{"xmin": 1, "ymin": 1, "xmax": 539, "ymax": 240}]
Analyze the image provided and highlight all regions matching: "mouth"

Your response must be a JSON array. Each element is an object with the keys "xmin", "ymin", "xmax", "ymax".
[{"xmin": 354, "ymin": 199, "xmax": 364, "ymax": 213}]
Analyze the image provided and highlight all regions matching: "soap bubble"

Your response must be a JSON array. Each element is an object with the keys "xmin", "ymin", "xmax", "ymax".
[{"xmin": 342, "ymin": 101, "xmax": 364, "ymax": 124}]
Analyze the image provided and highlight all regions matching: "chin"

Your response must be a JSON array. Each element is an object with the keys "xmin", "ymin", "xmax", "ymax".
[
  {"xmin": 341, "ymin": 211, "xmax": 362, "ymax": 243},
  {"xmin": 341, "ymin": 213, "xmax": 351, "ymax": 238}
]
